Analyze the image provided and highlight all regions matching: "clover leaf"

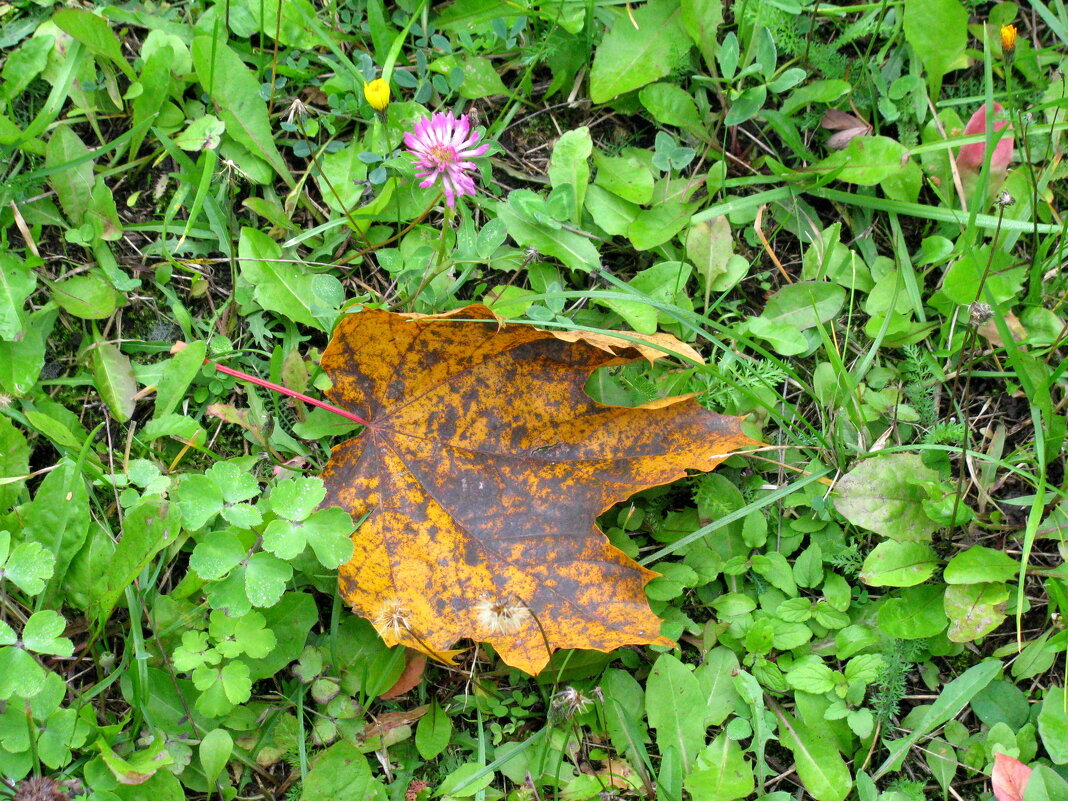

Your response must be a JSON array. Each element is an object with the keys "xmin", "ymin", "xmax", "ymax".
[
  {"xmin": 172, "ymin": 630, "xmax": 221, "ymax": 673},
  {"xmin": 22, "ymin": 611, "xmax": 73, "ymax": 657},
  {"xmin": 0, "ymin": 531, "xmax": 56, "ymax": 596},
  {"xmin": 193, "ymin": 662, "xmax": 251, "ymax": 717},
  {"xmin": 208, "ymin": 609, "xmax": 276, "ymax": 659},
  {"xmin": 262, "ymin": 479, "xmax": 354, "ymax": 568},
  {"xmin": 178, "ymin": 461, "xmax": 261, "ymax": 530}
]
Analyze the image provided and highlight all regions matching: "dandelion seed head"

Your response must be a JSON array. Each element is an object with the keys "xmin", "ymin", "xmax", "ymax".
[
  {"xmin": 473, "ymin": 594, "xmax": 530, "ymax": 635},
  {"xmin": 373, "ymin": 598, "xmax": 411, "ymax": 637}
]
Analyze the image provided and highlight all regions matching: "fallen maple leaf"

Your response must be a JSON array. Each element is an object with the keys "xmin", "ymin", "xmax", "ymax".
[
  {"xmin": 992, "ymin": 752, "xmax": 1032, "ymax": 801},
  {"xmin": 319, "ymin": 305, "xmax": 757, "ymax": 674}
]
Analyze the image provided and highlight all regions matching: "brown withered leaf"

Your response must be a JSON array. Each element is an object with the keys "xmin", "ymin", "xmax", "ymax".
[{"xmin": 319, "ymin": 305, "xmax": 757, "ymax": 674}]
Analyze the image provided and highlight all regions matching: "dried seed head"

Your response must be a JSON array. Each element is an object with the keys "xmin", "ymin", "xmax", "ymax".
[
  {"xmin": 997, "ymin": 189, "xmax": 1016, "ymax": 207},
  {"xmin": 549, "ymin": 685, "xmax": 593, "ymax": 725},
  {"xmin": 0, "ymin": 393, "xmax": 11, "ymax": 408},
  {"xmin": 969, "ymin": 301, "xmax": 994, "ymax": 326},
  {"xmin": 373, "ymin": 598, "xmax": 412, "ymax": 637},
  {"xmin": 473, "ymin": 594, "xmax": 530, "ymax": 635}
]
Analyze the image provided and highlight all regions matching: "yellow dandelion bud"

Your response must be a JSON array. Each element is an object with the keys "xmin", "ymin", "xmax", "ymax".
[
  {"xmin": 364, "ymin": 78, "xmax": 390, "ymax": 112},
  {"xmin": 1001, "ymin": 24, "xmax": 1017, "ymax": 54}
]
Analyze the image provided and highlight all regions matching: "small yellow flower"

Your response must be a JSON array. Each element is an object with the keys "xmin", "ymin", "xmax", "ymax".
[
  {"xmin": 364, "ymin": 78, "xmax": 390, "ymax": 112},
  {"xmin": 1001, "ymin": 24, "xmax": 1017, "ymax": 54}
]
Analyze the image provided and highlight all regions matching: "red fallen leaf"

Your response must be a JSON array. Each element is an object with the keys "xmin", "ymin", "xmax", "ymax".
[
  {"xmin": 992, "ymin": 752, "xmax": 1032, "ymax": 801},
  {"xmin": 379, "ymin": 649, "xmax": 428, "ymax": 699},
  {"xmin": 957, "ymin": 102, "xmax": 1014, "ymax": 188}
]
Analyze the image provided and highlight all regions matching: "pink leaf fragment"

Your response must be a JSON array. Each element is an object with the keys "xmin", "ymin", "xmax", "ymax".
[
  {"xmin": 956, "ymin": 102, "xmax": 1014, "ymax": 177},
  {"xmin": 992, "ymin": 752, "xmax": 1032, "ymax": 801}
]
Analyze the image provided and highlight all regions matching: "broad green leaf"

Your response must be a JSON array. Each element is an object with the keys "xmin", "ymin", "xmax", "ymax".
[
  {"xmin": 646, "ymin": 653, "xmax": 704, "ymax": 770},
  {"xmin": 627, "ymin": 201, "xmax": 694, "ymax": 251},
  {"xmin": 547, "ymin": 127, "xmax": 592, "ymax": 227},
  {"xmin": 773, "ymin": 708, "xmax": 852, "ymax": 801},
  {"xmin": 694, "ymin": 647, "xmax": 741, "ymax": 726},
  {"xmin": 944, "ymin": 546, "xmax": 1019, "ymax": 584},
  {"xmin": 21, "ymin": 459, "xmax": 90, "ymax": 602},
  {"xmin": 594, "ymin": 151, "xmax": 654, "ymax": 204},
  {"xmin": 243, "ymin": 592, "xmax": 317, "ymax": 681},
  {"xmin": 90, "ymin": 337, "xmax": 137, "ymax": 422},
  {"xmin": 304, "ymin": 507, "xmax": 356, "ymax": 569},
  {"xmin": 89, "ymin": 497, "xmax": 178, "ymax": 625},
  {"xmin": 199, "ymin": 728, "xmax": 233, "ymax": 785},
  {"xmin": 154, "ymin": 340, "xmax": 206, "ymax": 419},
  {"xmin": 238, "ymin": 227, "xmax": 336, "ymax": 330},
  {"xmin": 0, "ymin": 305, "xmax": 57, "ymax": 396},
  {"xmin": 301, "ymin": 741, "xmax": 387, "ymax": 801},
  {"xmin": 603, "ymin": 668, "xmax": 652, "ymax": 780},
  {"xmin": 763, "ymin": 281, "xmax": 846, "ymax": 330},
  {"xmin": 684, "ymin": 733, "xmax": 753, "ymax": 801},
  {"xmin": 46, "ymin": 125, "xmax": 95, "ymax": 226},
  {"xmin": 0, "ymin": 255, "xmax": 35, "ymax": 341},
  {"xmin": 497, "ymin": 198, "xmax": 600, "ymax": 272},
  {"xmin": 814, "ymin": 136, "xmax": 910, "ymax": 186},
  {"xmin": 53, "ymin": 9, "xmax": 136, "ymax": 80},
  {"xmin": 131, "ymin": 47, "xmax": 175, "ymax": 157},
  {"xmin": 456, "ymin": 55, "xmax": 509, "ymax": 99},
  {"xmin": 835, "ymin": 453, "xmax": 940, "ymax": 542},
  {"xmin": 786, "ymin": 655, "xmax": 837, "ymax": 695},
  {"xmin": 1024, "ymin": 764, "xmax": 1068, "ymax": 800},
  {"xmin": 1, "ymin": 36, "xmax": 54, "ymax": 103},
  {"xmin": 174, "ymin": 114, "xmax": 225, "ymax": 151},
  {"xmin": 437, "ymin": 762, "xmax": 494, "ymax": 798},
  {"xmin": 415, "ymin": 701, "xmax": 452, "ymax": 760},
  {"xmin": 860, "ymin": 541, "xmax": 939, "ymax": 587},
  {"xmin": 191, "ymin": 36, "xmax": 294, "ymax": 187},
  {"xmin": 903, "ymin": 0, "xmax": 967, "ymax": 95},
  {"xmin": 877, "ymin": 584, "xmax": 948, "ymax": 639},
  {"xmin": 685, "ymin": 216, "xmax": 736, "ymax": 307},
  {"xmin": 747, "ymin": 316, "xmax": 808, "ymax": 356},
  {"xmin": 679, "ymin": 0, "xmax": 723, "ymax": 73},
  {"xmin": 53, "ymin": 270, "xmax": 120, "ymax": 320},
  {"xmin": 639, "ymin": 83, "xmax": 705, "ymax": 139},
  {"xmin": 944, "ymin": 582, "xmax": 1008, "ymax": 642},
  {"xmin": 0, "ymin": 417, "xmax": 30, "ymax": 511},
  {"xmin": 1037, "ymin": 686, "xmax": 1068, "ymax": 764},
  {"xmin": 584, "ymin": 184, "xmax": 640, "ymax": 236},
  {"xmin": 590, "ymin": 0, "xmax": 690, "ymax": 103},
  {"xmin": 178, "ymin": 474, "xmax": 225, "ymax": 531},
  {"xmin": 600, "ymin": 261, "xmax": 692, "ymax": 334},
  {"xmin": 873, "ymin": 660, "xmax": 1000, "ymax": 779},
  {"xmin": 98, "ymin": 735, "xmax": 174, "ymax": 785}
]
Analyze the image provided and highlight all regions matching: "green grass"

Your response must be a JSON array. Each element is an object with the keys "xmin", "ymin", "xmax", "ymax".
[{"xmin": 0, "ymin": 1, "xmax": 1066, "ymax": 800}]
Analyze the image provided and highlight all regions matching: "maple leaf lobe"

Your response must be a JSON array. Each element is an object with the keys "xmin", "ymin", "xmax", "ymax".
[{"xmin": 320, "ymin": 305, "xmax": 757, "ymax": 673}]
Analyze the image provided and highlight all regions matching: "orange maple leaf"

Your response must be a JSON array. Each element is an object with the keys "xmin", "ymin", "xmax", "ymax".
[{"xmin": 319, "ymin": 305, "xmax": 758, "ymax": 674}]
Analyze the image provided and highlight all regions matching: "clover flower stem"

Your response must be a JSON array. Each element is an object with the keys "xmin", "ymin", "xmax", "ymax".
[{"xmin": 201, "ymin": 355, "xmax": 369, "ymax": 426}]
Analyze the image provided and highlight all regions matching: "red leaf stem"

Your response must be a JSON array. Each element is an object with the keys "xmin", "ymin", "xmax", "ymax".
[{"xmin": 203, "ymin": 356, "xmax": 369, "ymax": 426}]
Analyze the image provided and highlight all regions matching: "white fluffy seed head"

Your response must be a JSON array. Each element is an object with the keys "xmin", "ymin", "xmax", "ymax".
[
  {"xmin": 373, "ymin": 598, "xmax": 411, "ymax": 637},
  {"xmin": 473, "ymin": 595, "xmax": 530, "ymax": 635}
]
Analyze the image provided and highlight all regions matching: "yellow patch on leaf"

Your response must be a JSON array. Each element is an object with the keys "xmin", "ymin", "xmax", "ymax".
[{"xmin": 319, "ymin": 305, "xmax": 757, "ymax": 674}]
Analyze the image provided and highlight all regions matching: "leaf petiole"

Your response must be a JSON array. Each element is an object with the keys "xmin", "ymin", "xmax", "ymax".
[{"xmin": 173, "ymin": 342, "xmax": 369, "ymax": 426}]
